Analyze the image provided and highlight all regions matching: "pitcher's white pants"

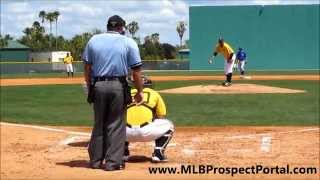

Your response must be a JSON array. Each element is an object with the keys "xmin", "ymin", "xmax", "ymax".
[
  {"xmin": 126, "ymin": 119, "xmax": 174, "ymax": 142},
  {"xmin": 224, "ymin": 54, "xmax": 236, "ymax": 75}
]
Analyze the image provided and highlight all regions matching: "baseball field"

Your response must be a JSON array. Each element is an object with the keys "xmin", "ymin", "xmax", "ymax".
[{"xmin": 1, "ymin": 70, "xmax": 319, "ymax": 180}]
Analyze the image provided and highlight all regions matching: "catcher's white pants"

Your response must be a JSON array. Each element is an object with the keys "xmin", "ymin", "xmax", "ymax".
[
  {"xmin": 126, "ymin": 119, "xmax": 174, "ymax": 142},
  {"xmin": 224, "ymin": 54, "xmax": 236, "ymax": 74},
  {"xmin": 66, "ymin": 64, "xmax": 74, "ymax": 72},
  {"xmin": 238, "ymin": 60, "xmax": 246, "ymax": 72}
]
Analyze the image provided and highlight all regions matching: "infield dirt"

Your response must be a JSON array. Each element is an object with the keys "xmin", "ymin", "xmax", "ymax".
[{"xmin": 1, "ymin": 123, "xmax": 319, "ymax": 180}]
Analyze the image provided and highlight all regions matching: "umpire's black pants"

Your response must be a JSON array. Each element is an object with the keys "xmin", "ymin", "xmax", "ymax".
[{"xmin": 88, "ymin": 80, "xmax": 126, "ymax": 166}]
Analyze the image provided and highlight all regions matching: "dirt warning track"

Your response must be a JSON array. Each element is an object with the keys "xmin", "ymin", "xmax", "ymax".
[{"xmin": 0, "ymin": 75, "xmax": 319, "ymax": 86}]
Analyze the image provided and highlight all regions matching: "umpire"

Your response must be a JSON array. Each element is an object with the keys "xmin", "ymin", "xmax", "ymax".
[{"xmin": 82, "ymin": 15, "xmax": 144, "ymax": 171}]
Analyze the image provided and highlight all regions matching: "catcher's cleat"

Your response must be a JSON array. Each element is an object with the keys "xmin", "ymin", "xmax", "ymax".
[{"xmin": 151, "ymin": 149, "xmax": 168, "ymax": 163}]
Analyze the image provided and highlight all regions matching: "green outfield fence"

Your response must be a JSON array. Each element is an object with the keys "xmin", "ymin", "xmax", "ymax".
[
  {"xmin": 190, "ymin": 4, "xmax": 320, "ymax": 70},
  {"xmin": 0, "ymin": 60, "xmax": 190, "ymax": 74}
]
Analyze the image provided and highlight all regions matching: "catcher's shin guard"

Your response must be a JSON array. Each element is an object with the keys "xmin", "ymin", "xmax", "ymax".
[
  {"xmin": 155, "ymin": 130, "xmax": 174, "ymax": 150},
  {"xmin": 152, "ymin": 130, "xmax": 174, "ymax": 162}
]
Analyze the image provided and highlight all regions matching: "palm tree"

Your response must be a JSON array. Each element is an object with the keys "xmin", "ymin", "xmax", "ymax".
[
  {"xmin": 4, "ymin": 34, "xmax": 13, "ymax": 40},
  {"xmin": 52, "ymin": 11, "xmax": 60, "ymax": 50},
  {"xmin": 23, "ymin": 27, "xmax": 32, "ymax": 38},
  {"xmin": 45, "ymin": 12, "xmax": 55, "ymax": 49},
  {"xmin": 176, "ymin": 21, "xmax": 187, "ymax": 47},
  {"xmin": 144, "ymin": 35, "xmax": 151, "ymax": 44},
  {"xmin": 39, "ymin": 11, "xmax": 46, "ymax": 25},
  {"xmin": 32, "ymin": 21, "xmax": 41, "ymax": 28},
  {"xmin": 0, "ymin": 34, "xmax": 13, "ymax": 48},
  {"xmin": 0, "ymin": 36, "xmax": 7, "ymax": 48},
  {"xmin": 127, "ymin": 21, "xmax": 139, "ymax": 38},
  {"xmin": 151, "ymin": 33, "xmax": 160, "ymax": 44}
]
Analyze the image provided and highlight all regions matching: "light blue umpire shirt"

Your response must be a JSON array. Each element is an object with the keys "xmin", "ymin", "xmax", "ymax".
[{"xmin": 82, "ymin": 31, "xmax": 142, "ymax": 77}]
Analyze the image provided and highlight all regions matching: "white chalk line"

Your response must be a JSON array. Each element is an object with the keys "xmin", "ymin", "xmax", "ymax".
[
  {"xmin": 0, "ymin": 122, "xmax": 91, "ymax": 136},
  {"xmin": 3, "ymin": 122, "xmax": 318, "ymax": 139},
  {"xmin": 226, "ymin": 128, "xmax": 320, "ymax": 139},
  {"xmin": 59, "ymin": 136, "xmax": 89, "ymax": 145},
  {"xmin": 2, "ymin": 122, "xmax": 319, "ymax": 155},
  {"xmin": 183, "ymin": 128, "xmax": 319, "ymax": 155}
]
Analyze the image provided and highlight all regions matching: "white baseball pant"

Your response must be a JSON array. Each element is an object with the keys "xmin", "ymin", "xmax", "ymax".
[
  {"xmin": 238, "ymin": 60, "xmax": 246, "ymax": 72},
  {"xmin": 224, "ymin": 54, "xmax": 236, "ymax": 75},
  {"xmin": 126, "ymin": 119, "xmax": 174, "ymax": 142},
  {"xmin": 66, "ymin": 64, "xmax": 74, "ymax": 72}
]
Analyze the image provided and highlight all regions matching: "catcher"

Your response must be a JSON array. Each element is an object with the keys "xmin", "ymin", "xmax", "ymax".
[{"xmin": 124, "ymin": 75, "xmax": 174, "ymax": 163}]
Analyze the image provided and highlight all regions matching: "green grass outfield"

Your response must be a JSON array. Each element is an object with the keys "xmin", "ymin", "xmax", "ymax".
[
  {"xmin": 0, "ymin": 70, "xmax": 319, "ymax": 79},
  {"xmin": 1, "ymin": 80, "xmax": 319, "ymax": 126}
]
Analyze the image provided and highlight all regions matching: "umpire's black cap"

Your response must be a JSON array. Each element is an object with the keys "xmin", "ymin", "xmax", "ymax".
[{"xmin": 107, "ymin": 15, "xmax": 126, "ymax": 28}]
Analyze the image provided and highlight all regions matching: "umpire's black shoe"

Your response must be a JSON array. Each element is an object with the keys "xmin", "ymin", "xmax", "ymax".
[
  {"xmin": 104, "ymin": 163, "xmax": 125, "ymax": 171},
  {"xmin": 151, "ymin": 149, "xmax": 168, "ymax": 163},
  {"xmin": 90, "ymin": 161, "xmax": 103, "ymax": 169},
  {"xmin": 123, "ymin": 142, "xmax": 130, "ymax": 162}
]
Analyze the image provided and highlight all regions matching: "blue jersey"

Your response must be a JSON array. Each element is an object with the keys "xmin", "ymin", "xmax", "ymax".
[
  {"xmin": 236, "ymin": 50, "xmax": 246, "ymax": 61},
  {"xmin": 82, "ymin": 32, "xmax": 142, "ymax": 77}
]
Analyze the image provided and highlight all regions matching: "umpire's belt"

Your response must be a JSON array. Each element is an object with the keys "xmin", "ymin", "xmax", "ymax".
[
  {"xmin": 94, "ymin": 76, "xmax": 126, "ymax": 82},
  {"xmin": 127, "ymin": 122, "xmax": 149, "ymax": 128}
]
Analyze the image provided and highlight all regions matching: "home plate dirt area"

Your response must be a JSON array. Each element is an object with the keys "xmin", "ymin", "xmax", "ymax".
[{"xmin": 1, "ymin": 123, "xmax": 319, "ymax": 180}]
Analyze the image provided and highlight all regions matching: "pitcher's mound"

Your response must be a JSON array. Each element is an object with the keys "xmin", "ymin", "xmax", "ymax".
[{"xmin": 159, "ymin": 83, "xmax": 306, "ymax": 94}]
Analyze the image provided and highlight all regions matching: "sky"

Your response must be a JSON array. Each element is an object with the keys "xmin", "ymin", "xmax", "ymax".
[{"xmin": 0, "ymin": 0, "xmax": 318, "ymax": 45}]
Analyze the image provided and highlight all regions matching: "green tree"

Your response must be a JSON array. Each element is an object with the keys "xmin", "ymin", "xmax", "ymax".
[
  {"xmin": 39, "ymin": 11, "xmax": 46, "ymax": 25},
  {"xmin": 176, "ymin": 21, "xmax": 187, "ymax": 47},
  {"xmin": 151, "ymin": 33, "xmax": 160, "ymax": 44},
  {"xmin": 0, "ymin": 34, "xmax": 13, "ymax": 48},
  {"xmin": 19, "ymin": 21, "xmax": 47, "ymax": 51},
  {"xmin": 161, "ymin": 43, "xmax": 176, "ymax": 59},
  {"xmin": 127, "ymin": 21, "xmax": 139, "ymax": 38},
  {"xmin": 45, "ymin": 12, "xmax": 55, "ymax": 49},
  {"xmin": 52, "ymin": 11, "xmax": 60, "ymax": 50},
  {"xmin": 68, "ymin": 32, "xmax": 93, "ymax": 61},
  {"xmin": 142, "ymin": 33, "xmax": 163, "ymax": 60}
]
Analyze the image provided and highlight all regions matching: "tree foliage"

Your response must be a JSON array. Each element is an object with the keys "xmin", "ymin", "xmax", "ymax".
[
  {"xmin": 10, "ymin": 12, "xmax": 179, "ymax": 61},
  {"xmin": 0, "ymin": 34, "xmax": 13, "ymax": 48},
  {"xmin": 127, "ymin": 21, "xmax": 139, "ymax": 38},
  {"xmin": 140, "ymin": 33, "xmax": 176, "ymax": 60},
  {"xmin": 176, "ymin": 21, "xmax": 187, "ymax": 47}
]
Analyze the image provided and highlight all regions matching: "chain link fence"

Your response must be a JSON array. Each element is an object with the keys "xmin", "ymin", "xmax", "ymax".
[{"xmin": 0, "ymin": 60, "xmax": 189, "ymax": 74}]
